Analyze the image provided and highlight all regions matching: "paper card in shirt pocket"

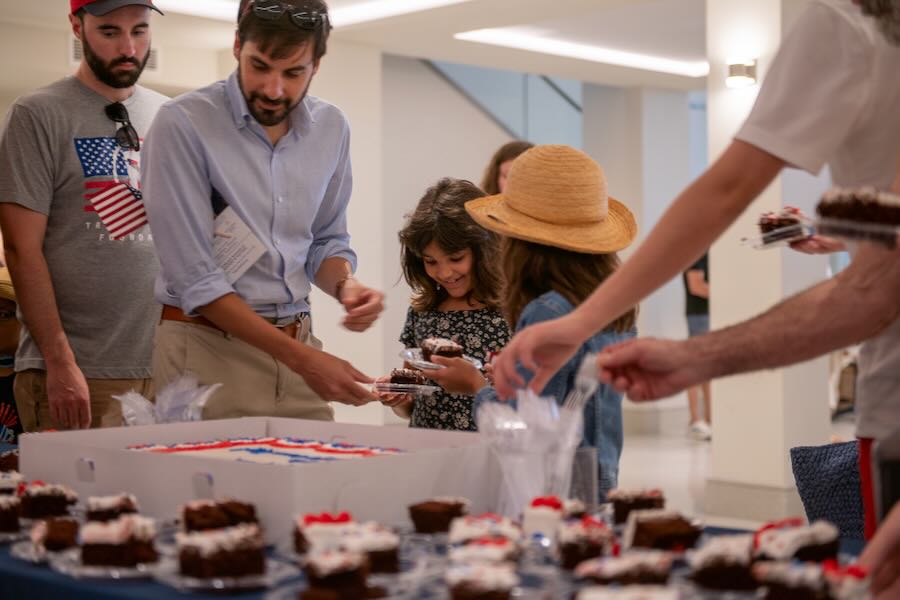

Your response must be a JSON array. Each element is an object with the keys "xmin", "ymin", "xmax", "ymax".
[{"xmin": 212, "ymin": 207, "xmax": 266, "ymax": 284}]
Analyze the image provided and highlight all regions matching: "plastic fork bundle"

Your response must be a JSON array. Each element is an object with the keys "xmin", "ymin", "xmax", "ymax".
[{"xmin": 477, "ymin": 354, "xmax": 599, "ymax": 519}]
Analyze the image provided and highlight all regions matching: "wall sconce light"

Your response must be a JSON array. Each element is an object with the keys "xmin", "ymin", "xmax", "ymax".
[{"xmin": 726, "ymin": 60, "xmax": 757, "ymax": 88}]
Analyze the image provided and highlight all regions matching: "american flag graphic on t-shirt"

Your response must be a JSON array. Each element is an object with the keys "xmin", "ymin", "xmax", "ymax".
[{"xmin": 75, "ymin": 137, "xmax": 148, "ymax": 239}]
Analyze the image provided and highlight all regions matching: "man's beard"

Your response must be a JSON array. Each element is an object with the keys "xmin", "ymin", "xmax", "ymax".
[
  {"xmin": 859, "ymin": 0, "xmax": 900, "ymax": 44},
  {"xmin": 82, "ymin": 34, "xmax": 150, "ymax": 89},
  {"xmin": 238, "ymin": 66, "xmax": 312, "ymax": 127}
]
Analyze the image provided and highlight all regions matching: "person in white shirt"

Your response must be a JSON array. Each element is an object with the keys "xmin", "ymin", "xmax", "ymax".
[{"xmin": 492, "ymin": 0, "xmax": 900, "ymax": 539}]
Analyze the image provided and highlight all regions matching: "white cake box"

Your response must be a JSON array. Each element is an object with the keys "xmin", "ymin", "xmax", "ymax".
[{"xmin": 19, "ymin": 417, "xmax": 501, "ymax": 545}]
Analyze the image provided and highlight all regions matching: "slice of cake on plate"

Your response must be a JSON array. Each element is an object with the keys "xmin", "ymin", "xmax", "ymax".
[
  {"xmin": 338, "ymin": 522, "xmax": 400, "ymax": 574},
  {"xmin": 389, "ymin": 368, "xmax": 427, "ymax": 385},
  {"xmin": 177, "ymin": 522, "xmax": 265, "ymax": 578},
  {"xmin": 301, "ymin": 549, "xmax": 381, "ymax": 600},
  {"xmin": 449, "ymin": 536, "xmax": 521, "ymax": 565},
  {"xmin": 688, "ymin": 533, "xmax": 757, "ymax": 590},
  {"xmin": 558, "ymin": 515, "xmax": 615, "ymax": 569},
  {"xmin": 86, "ymin": 493, "xmax": 139, "ymax": 522},
  {"xmin": 31, "ymin": 517, "xmax": 79, "ymax": 552},
  {"xmin": 0, "ymin": 495, "xmax": 20, "ymax": 532},
  {"xmin": 623, "ymin": 509, "xmax": 702, "ymax": 552},
  {"xmin": 421, "ymin": 337, "xmax": 464, "ymax": 361},
  {"xmin": 182, "ymin": 498, "xmax": 257, "ymax": 532},
  {"xmin": 19, "ymin": 482, "xmax": 77, "ymax": 519},
  {"xmin": 408, "ymin": 497, "xmax": 469, "ymax": 534},
  {"xmin": 294, "ymin": 511, "xmax": 358, "ymax": 553},
  {"xmin": 753, "ymin": 518, "xmax": 839, "ymax": 563},
  {"xmin": 574, "ymin": 550, "xmax": 673, "ymax": 585},
  {"xmin": 606, "ymin": 488, "xmax": 665, "ymax": 525},
  {"xmin": 448, "ymin": 513, "xmax": 522, "ymax": 545},
  {"xmin": 445, "ymin": 562, "xmax": 518, "ymax": 600},
  {"xmin": 81, "ymin": 514, "xmax": 158, "ymax": 567}
]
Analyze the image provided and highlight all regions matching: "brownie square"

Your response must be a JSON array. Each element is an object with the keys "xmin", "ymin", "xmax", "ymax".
[
  {"xmin": 179, "ymin": 546, "xmax": 265, "ymax": 578},
  {"xmin": 43, "ymin": 518, "xmax": 79, "ymax": 551},
  {"xmin": 408, "ymin": 499, "xmax": 468, "ymax": 533},
  {"xmin": 82, "ymin": 540, "xmax": 158, "ymax": 567}
]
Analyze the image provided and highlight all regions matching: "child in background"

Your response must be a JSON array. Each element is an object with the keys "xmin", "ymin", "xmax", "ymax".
[
  {"xmin": 427, "ymin": 146, "xmax": 637, "ymax": 496},
  {"xmin": 392, "ymin": 178, "xmax": 511, "ymax": 431},
  {"xmin": 480, "ymin": 140, "xmax": 533, "ymax": 195}
]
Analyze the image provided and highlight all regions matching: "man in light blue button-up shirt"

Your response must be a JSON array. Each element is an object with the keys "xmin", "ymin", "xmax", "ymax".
[{"xmin": 142, "ymin": 0, "xmax": 383, "ymax": 418}]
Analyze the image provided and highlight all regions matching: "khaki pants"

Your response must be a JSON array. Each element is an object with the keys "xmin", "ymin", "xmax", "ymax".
[
  {"xmin": 14, "ymin": 370, "xmax": 152, "ymax": 432},
  {"xmin": 153, "ymin": 317, "xmax": 334, "ymax": 421}
]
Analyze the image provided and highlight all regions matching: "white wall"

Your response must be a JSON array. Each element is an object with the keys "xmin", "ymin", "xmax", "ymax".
[
  {"xmin": 705, "ymin": 0, "xmax": 829, "ymax": 521},
  {"xmin": 305, "ymin": 41, "xmax": 387, "ymax": 425},
  {"xmin": 583, "ymin": 85, "xmax": 698, "ymax": 432}
]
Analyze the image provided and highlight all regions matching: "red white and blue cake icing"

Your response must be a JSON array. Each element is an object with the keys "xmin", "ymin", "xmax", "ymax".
[{"xmin": 129, "ymin": 437, "xmax": 404, "ymax": 465}]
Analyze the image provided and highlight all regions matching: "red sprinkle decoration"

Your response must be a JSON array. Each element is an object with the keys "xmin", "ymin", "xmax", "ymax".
[
  {"xmin": 476, "ymin": 513, "xmax": 502, "ymax": 521},
  {"xmin": 472, "ymin": 536, "xmax": 509, "ymax": 547},
  {"xmin": 530, "ymin": 496, "xmax": 563, "ymax": 510},
  {"xmin": 581, "ymin": 515, "xmax": 607, "ymax": 529},
  {"xmin": 822, "ymin": 559, "xmax": 868, "ymax": 579},
  {"xmin": 752, "ymin": 517, "xmax": 805, "ymax": 550},
  {"xmin": 303, "ymin": 511, "xmax": 353, "ymax": 526}
]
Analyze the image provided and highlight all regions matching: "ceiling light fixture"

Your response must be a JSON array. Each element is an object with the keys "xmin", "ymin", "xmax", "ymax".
[
  {"xmin": 153, "ymin": 0, "xmax": 473, "ymax": 27},
  {"xmin": 725, "ymin": 60, "xmax": 758, "ymax": 88},
  {"xmin": 455, "ymin": 28, "xmax": 710, "ymax": 78}
]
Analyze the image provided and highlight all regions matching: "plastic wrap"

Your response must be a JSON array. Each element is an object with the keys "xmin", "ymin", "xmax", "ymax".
[
  {"xmin": 112, "ymin": 375, "xmax": 221, "ymax": 425},
  {"xmin": 477, "ymin": 389, "xmax": 585, "ymax": 519}
]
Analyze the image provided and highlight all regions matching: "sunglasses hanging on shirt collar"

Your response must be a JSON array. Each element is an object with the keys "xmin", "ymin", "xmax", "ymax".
[
  {"xmin": 104, "ymin": 102, "xmax": 141, "ymax": 152},
  {"xmin": 248, "ymin": 0, "xmax": 329, "ymax": 31}
]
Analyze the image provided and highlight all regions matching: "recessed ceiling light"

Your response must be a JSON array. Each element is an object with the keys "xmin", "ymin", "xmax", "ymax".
[
  {"xmin": 332, "ymin": 0, "xmax": 473, "ymax": 27},
  {"xmin": 154, "ymin": 0, "xmax": 238, "ymax": 21},
  {"xmin": 455, "ymin": 28, "xmax": 710, "ymax": 78},
  {"xmin": 153, "ymin": 0, "xmax": 473, "ymax": 27}
]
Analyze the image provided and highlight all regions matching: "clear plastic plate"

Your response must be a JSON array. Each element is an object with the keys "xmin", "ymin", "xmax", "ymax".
[
  {"xmin": 399, "ymin": 348, "xmax": 483, "ymax": 371},
  {"xmin": 0, "ymin": 530, "xmax": 28, "ymax": 545},
  {"xmin": 373, "ymin": 382, "xmax": 442, "ymax": 396},
  {"xmin": 154, "ymin": 556, "xmax": 298, "ymax": 592},
  {"xmin": 9, "ymin": 540, "xmax": 64, "ymax": 564},
  {"xmin": 814, "ymin": 217, "xmax": 899, "ymax": 248},
  {"xmin": 49, "ymin": 547, "xmax": 160, "ymax": 579},
  {"xmin": 741, "ymin": 222, "xmax": 814, "ymax": 249}
]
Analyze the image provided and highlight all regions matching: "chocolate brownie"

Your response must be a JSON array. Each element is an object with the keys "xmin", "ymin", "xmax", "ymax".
[
  {"xmin": 421, "ymin": 337, "xmax": 464, "ymax": 361},
  {"xmin": 607, "ymin": 488, "xmax": 665, "ymax": 525},
  {"xmin": 182, "ymin": 499, "xmax": 257, "ymax": 532},
  {"xmin": 408, "ymin": 497, "xmax": 469, "ymax": 533},
  {"xmin": 389, "ymin": 368, "xmax": 427, "ymax": 386},
  {"xmin": 624, "ymin": 510, "xmax": 702, "ymax": 551}
]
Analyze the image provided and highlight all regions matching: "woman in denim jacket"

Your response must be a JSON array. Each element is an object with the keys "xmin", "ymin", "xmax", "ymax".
[{"xmin": 428, "ymin": 145, "xmax": 638, "ymax": 497}]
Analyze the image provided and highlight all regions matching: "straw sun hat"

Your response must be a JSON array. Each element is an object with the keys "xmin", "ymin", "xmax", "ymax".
[{"xmin": 465, "ymin": 145, "xmax": 637, "ymax": 253}]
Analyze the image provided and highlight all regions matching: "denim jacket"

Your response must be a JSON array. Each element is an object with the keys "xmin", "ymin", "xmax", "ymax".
[{"xmin": 474, "ymin": 291, "xmax": 636, "ymax": 497}]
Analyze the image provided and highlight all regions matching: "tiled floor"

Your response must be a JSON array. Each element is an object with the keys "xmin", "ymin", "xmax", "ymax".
[{"xmin": 617, "ymin": 412, "xmax": 858, "ymax": 531}]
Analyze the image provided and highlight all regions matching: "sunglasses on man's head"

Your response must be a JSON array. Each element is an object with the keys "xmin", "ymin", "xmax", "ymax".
[
  {"xmin": 249, "ymin": 0, "xmax": 329, "ymax": 31},
  {"xmin": 104, "ymin": 102, "xmax": 140, "ymax": 152}
]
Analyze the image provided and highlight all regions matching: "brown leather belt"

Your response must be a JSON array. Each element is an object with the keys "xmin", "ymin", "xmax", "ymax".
[{"xmin": 160, "ymin": 305, "xmax": 300, "ymax": 338}]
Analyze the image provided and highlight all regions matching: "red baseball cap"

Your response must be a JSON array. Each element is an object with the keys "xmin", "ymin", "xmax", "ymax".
[{"xmin": 70, "ymin": 0, "xmax": 164, "ymax": 16}]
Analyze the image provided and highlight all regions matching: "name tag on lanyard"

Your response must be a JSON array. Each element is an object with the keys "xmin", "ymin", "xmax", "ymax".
[{"xmin": 213, "ymin": 206, "xmax": 266, "ymax": 284}]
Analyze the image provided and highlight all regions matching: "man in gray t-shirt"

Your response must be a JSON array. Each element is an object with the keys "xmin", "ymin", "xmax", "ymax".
[{"xmin": 0, "ymin": 0, "xmax": 166, "ymax": 431}]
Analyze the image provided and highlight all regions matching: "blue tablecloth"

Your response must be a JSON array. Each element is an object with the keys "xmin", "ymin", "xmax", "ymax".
[{"xmin": 0, "ymin": 547, "xmax": 302, "ymax": 600}]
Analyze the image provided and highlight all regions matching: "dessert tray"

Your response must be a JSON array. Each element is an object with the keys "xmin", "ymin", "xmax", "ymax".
[{"xmin": 400, "ymin": 349, "xmax": 483, "ymax": 371}]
